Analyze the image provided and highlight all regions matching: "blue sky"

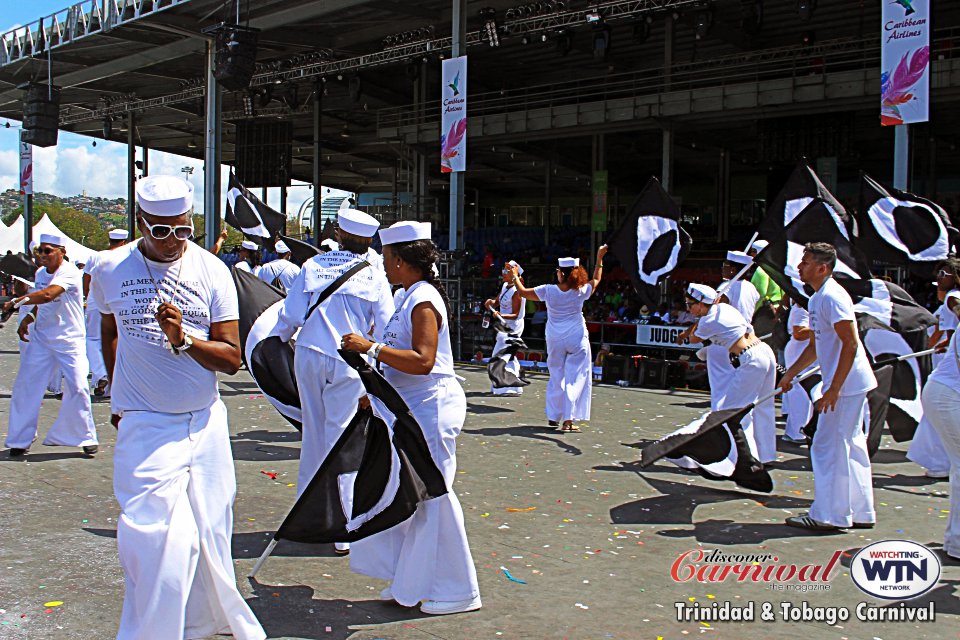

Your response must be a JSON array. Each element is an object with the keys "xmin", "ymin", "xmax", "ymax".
[{"xmin": 0, "ymin": 1, "xmax": 349, "ymax": 223}]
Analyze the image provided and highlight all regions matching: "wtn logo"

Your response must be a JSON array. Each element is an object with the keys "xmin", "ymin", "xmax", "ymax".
[{"xmin": 851, "ymin": 541, "xmax": 940, "ymax": 600}]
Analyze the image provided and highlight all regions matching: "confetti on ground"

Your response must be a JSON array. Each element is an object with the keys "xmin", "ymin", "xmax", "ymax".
[
  {"xmin": 43, "ymin": 601, "xmax": 63, "ymax": 607},
  {"xmin": 260, "ymin": 471, "xmax": 278, "ymax": 480},
  {"xmin": 506, "ymin": 507, "xmax": 537, "ymax": 512},
  {"xmin": 500, "ymin": 566, "xmax": 527, "ymax": 584}
]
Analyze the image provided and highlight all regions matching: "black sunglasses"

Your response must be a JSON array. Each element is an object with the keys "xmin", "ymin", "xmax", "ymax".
[{"xmin": 37, "ymin": 246, "xmax": 59, "ymax": 255}]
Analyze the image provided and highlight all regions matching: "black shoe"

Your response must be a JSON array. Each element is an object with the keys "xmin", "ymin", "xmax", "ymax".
[
  {"xmin": 548, "ymin": 420, "xmax": 559, "ymax": 427},
  {"xmin": 82, "ymin": 445, "xmax": 99, "ymax": 457},
  {"xmin": 93, "ymin": 379, "xmax": 108, "ymax": 397},
  {"xmin": 9, "ymin": 448, "xmax": 27, "ymax": 457},
  {"xmin": 850, "ymin": 522, "xmax": 875, "ymax": 530}
]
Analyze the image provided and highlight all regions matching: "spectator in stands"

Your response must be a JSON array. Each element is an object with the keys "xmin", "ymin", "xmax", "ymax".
[
  {"xmin": 480, "ymin": 245, "xmax": 496, "ymax": 279},
  {"xmin": 654, "ymin": 303, "xmax": 671, "ymax": 324}
]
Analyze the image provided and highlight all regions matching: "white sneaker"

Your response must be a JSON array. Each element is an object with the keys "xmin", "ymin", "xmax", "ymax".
[
  {"xmin": 420, "ymin": 596, "xmax": 482, "ymax": 615},
  {"xmin": 379, "ymin": 586, "xmax": 394, "ymax": 601},
  {"xmin": 334, "ymin": 542, "xmax": 350, "ymax": 554}
]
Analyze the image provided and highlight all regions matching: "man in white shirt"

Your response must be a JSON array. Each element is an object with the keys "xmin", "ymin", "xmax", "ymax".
[
  {"xmin": 276, "ymin": 208, "xmax": 394, "ymax": 554},
  {"xmin": 779, "ymin": 242, "xmax": 878, "ymax": 531},
  {"xmin": 717, "ymin": 251, "xmax": 761, "ymax": 321},
  {"xmin": 257, "ymin": 239, "xmax": 301, "ymax": 291},
  {"xmin": 82, "ymin": 228, "xmax": 130, "ymax": 396},
  {"xmin": 3, "ymin": 233, "xmax": 98, "ymax": 457},
  {"xmin": 91, "ymin": 175, "xmax": 265, "ymax": 640}
]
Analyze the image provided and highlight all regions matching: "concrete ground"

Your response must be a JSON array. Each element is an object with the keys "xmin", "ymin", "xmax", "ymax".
[{"xmin": 0, "ymin": 329, "xmax": 957, "ymax": 640}]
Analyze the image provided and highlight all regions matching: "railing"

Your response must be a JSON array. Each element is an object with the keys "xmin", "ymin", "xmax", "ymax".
[
  {"xmin": 0, "ymin": 0, "xmax": 193, "ymax": 68},
  {"xmin": 378, "ymin": 26, "xmax": 960, "ymax": 133}
]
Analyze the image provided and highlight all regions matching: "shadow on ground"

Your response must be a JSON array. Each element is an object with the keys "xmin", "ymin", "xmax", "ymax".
[
  {"xmin": 231, "ymin": 429, "xmax": 301, "ymax": 462},
  {"xmin": 463, "ymin": 424, "xmax": 582, "ymax": 455}
]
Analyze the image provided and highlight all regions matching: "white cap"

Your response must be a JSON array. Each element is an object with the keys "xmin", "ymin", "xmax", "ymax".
[
  {"xmin": 39, "ymin": 233, "xmax": 66, "ymax": 247},
  {"xmin": 687, "ymin": 283, "xmax": 719, "ymax": 304},
  {"xmin": 338, "ymin": 208, "xmax": 380, "ymax": 238},
  {"xmin": 506, "ymin": 260, "xmax": 524, "ymax": 275},
  {"xmin": 379, "ymin": 221, "xmax": 432, "ymax": 246},
  {"xmin": 28, "ymin": 240, "xmax": 38, "ymax": 251},
  {"xmin": 558, "ymin": 257, "xmax": 579, "ymax": 268},
  {"xmin": 751, "ymin": 239, "xmax": 769, "ymax": 252},
  {"xmin": 136, "ymin": 175, "xmax": 194, "ymax": 217},
  {"xmin": 320, "ymin": 238, "xmax": 339, "ymax": 251},
  {"xmin": 725, "ymin": 250, "xmax": 753, "ymax": 266},
  {"xmin": 108, "ymin": 229, "xmax": 129, "ymax": 240},
  {"xmin": 241, "ymin": 240, "xmax": 259, "ymax": 251},
  {"xmin": 274, "ymin": 240, "xmax": 290, "ymax": 254}
]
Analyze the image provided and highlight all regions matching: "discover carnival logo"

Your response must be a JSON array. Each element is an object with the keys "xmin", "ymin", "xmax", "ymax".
[
  {"xmin": 671, "ymin": 548, "xmax": 840, "ymax": 587},
  {"xmin": 850, "ymin": 540, "xmax": 941, "ymax": 600}
]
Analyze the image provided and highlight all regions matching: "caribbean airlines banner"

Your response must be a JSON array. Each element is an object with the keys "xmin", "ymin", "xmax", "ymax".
[
  {"xmin": 881, "ymin": 0, "xmax": 930, "ymax": 126},
  {"xmin": 440, "ymin": 56, "xmax": 467, "ymax": 173},
  {"xmin": 19, "ymin": 133, "xmax": 32, "ymax": 195}
]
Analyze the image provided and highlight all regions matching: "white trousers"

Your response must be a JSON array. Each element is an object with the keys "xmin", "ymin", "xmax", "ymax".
[
  {"xmin": 294, "ymin": 347, "xmax": 364, "ymax": 497},
  {"xmin": 808, "ymin": 393, "xmax": 876, "ymax": 528},
  {"xmin": 706, "ymin": 344, "xmax": 734, "ymax": 411},
  {"xmin": 719, "ymin": 343, "xmax": 777, "ymax": 464},
  {"xmin": 114, "ymin": 400, "xmax": 266, "ymax": 640},
  {"xmin": 907, "ymin": 417, "xmax": 951, "ymax": 474},
  {"xmin": 921, "ymin": 380, "xmax": 960, "ymax": 557},
  {"xmin": 86, "ymin": 307, "xmax": 108, "ymax": 388},
  {"xmin": 783, "ymin": 339, "xmax": 809, "ymax": 439},
  {"xmin": 6, "ymin": 341, "xmax": 97, "ymax": 449},
  {"xmin": 491, "ymin": 332, "xmax": 523, "ymax": 395},
  {"xmin": 545, "ymin": 327, "xmax": 592, "ymax": 422},
  {"xmin": 351, "ymin": 376, "xmax": 480, "ymax": 607},
  {"xmin": 18, "ymin": 339, "xmax": 63, "ymax": 394}
]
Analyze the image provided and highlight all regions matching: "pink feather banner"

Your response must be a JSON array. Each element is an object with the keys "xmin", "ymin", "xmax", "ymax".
[
  {"xmin": 440, "ymin": 56, "xmax": 468, "ymax": 172},
  {"xmin": 880, "ymin": 1, "xmax": 930, "ymax": 126}
]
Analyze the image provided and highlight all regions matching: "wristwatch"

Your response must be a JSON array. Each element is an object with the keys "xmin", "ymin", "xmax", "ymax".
[{"xmin": 173, "ymin": 334, "xmax": 194, "ymax": 354}]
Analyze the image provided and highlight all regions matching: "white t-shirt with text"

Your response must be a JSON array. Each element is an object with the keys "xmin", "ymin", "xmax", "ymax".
[{"xmin": 808, "ymin": 277, "xmax": 876, "ymax": 396}]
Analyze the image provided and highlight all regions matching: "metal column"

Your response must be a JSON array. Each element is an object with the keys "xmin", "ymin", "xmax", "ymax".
[
  {"xmin": 448, "ymin": 0, "xmax": 466, "ymax": 252},
  {"xmin": 141, "ymin": 145, "xmax": 149, "ymax": 176},
  {"xmin": 893, "ymin": 125, "xmax": 909, "ymax": 190},
  {"xmin": 661, "ymin": 126, "xmax": 673, "ymax": 193},
  {"xmin": 127, "ymin": 112, "xmax": 136, "ymax": 234},
  {"xmin": 312, "ymin": 79, "xmax": 322, "ymax": 246},
  {"xmin": 203, "ymin": 40, "xmax": 222, "ymax": 250}
]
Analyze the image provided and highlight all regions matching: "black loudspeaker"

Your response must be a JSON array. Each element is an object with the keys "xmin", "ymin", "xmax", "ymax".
[
  {"xmin": 22, "ymin": 83, "xmax": 61, "ymax": 148},
  {"xmin": 235, "ymin": 120, "xmax": 292, "ymax": 188},
  {"xmin": 214, "ymin": 24, "xmax": 259, "ymax": 91},
  {"xmin": 601, "ymin": 354, "xmax": 629, "ymax": 384}
]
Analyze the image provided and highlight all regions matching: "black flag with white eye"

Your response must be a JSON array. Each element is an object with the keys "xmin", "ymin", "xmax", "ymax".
[
  {"xmin": 488, "ymin": 335, "xmax": 532, "ymax": 389},
  {"xmin": 842, "ymin": 278, "xmax": 936, "ymax": 334},
  {"xmin": 859, "ymin": 316, "xmax": 928, "ymax": 442},
  {"xmin": 278, "ymin": 234, "xmax": 320, "ymax": 267},
  {"xmin": 758, "ymin": 159, "xmax": 851, "ymax": 242},
  {"xmin": 225, "ymin": 173, "xmax": 286, "ymax": 248},
  {"xmin": 640, "ymin": 408, "xmax": 773, "ymax": 493},
  {"xmin": 233, "ymin": 268, "xmax": 302, "ymax": 430},
  {"xmin": 857, "ymin": 173, "xmax": 958, "ymax": 280},
  {"xmin": 753, "ymin": 199, "xmax": 872, "ymax": 309},
  {"xmin": 607, "ymin": 177, "xmax": 692, "ymax": 309}
]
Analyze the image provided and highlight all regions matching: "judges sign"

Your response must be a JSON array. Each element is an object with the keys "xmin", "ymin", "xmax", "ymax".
[{"xmin": 636, "ymin": 324, "xmax": 697, "ymax": 350}]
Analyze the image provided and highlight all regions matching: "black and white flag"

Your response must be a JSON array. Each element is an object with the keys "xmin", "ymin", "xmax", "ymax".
[
  {"xmin": 233, "ymin": 268, "xmax": 302, "ymax": 430},
  {"xmin": 857, "ymin": 173, "xmax": 958, "ymax": 279},
  {"xmin": 640, "ymin": 407, "xmax": 773, "ymax": 493},
  {"xmin": 607, "ymin": 177, "xmax": 692, "ymax": 309},
  {"xmin": 278, "ymin": 234, "xmax": 320, "ymax": 267},
  {"xmin": 270, "ymin": 350, "xmax": 448, "ymax": 545},
  {"xmin": 488, "ymin": 336, "xmax": 531, "ymax": 389},
  {"xmin": 758, "ymin": 159, "xmax": 851, "ymax": 242},
  {"xmin": 225, "ymin": 173, "xmax": 286, "ymax": 245},
  {"xmin": 843, "ymin": 278, "xmax": 936, "ymax": 334}
]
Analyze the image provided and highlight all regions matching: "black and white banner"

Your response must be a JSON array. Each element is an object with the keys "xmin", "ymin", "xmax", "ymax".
[
  {"xmin": 758, "ymin": 160, "xmax": 851, "ymax": 242},
  {"xmin": 225, "ymin": 173, "xmax": 286, "ymax": 244}
]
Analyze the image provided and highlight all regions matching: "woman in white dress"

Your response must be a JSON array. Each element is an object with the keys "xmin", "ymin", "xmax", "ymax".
[
  {"xmin": 782, "ymin": 297, "xmax": 813, "ymax": 444},
  {"xmin": 507, "ymin": 246, "xmax": 607, "ymax": 432},
  {"xmin": 341, "ymin": 220, "xmax": 481, "ymax": 616},
  {"xmin": 484, "ymin": 260, "xmax": 527, "ymax": 396},
  {"xmin": 682, "ymin": 283, "xmax": 778, "ymax": 464}
]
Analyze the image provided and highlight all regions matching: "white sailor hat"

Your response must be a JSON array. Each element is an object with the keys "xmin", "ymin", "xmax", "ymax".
[
  {"xmin": 505, "ymin": 260, "xmax": 524, "ymax": 275},
  {"xmin": 274, "ymin": 240, "xmax": 290, "ymax": 254},
  {"xmin": 136, "ymin": 175, "xmax": 194, "ymax": 217},
  {"xmin": 687, "ymin": 283, "xmax": 719, "ymax": 304},
  {"xmin": 108, "ymin": 229, "xmax": 129, "ymax": 241},
  {"xmin": 558, "ymin": 257, "xmax": 579, "ymax": 268},
  {"xmin": 240, "ymin": 240, "xmax": 259, "ymax": 251},
  {"xmin": 751, "ymin": 239, "xmax": 769, "ymax": 252},
  {"xmin": 320, "ymin": 238, "xmax": 339, "ymax": 251},
  {"xmin": 379, "ymin": 221, "xmax": 431, "ymax": 246},
  {"xmin": 337, "ymin": 208, "xmax": 380, "ymax": 238},
  {"xmin": 39, "ymin": 233, "xmax": 66, "ymax": 247},
  {"xmin": 725, "ymin": 250, "xmax": 753, "ymax": 265}
]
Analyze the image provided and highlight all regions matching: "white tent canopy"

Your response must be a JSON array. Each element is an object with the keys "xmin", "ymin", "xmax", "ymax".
[{"xmin": 0, "ymin": 215, "xmax": 98, "ymax": 264}]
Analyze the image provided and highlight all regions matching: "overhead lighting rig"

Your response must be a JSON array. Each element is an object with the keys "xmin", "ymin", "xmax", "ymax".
[{"xmin": 479, "ymin": 7, "xmax": 501, "ymax": 47}]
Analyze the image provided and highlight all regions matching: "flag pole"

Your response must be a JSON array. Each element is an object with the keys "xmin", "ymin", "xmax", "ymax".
[
  {"xmin": 743, "ymin": 231, "xmax": 759, "ymax": 253},
  {"xmin": 718, "ymin": 261, "xmax": 754, "ymax": 294},
  {"xmin": 248, "ymin": 537, "xmax": 279, "ymax": 579}
]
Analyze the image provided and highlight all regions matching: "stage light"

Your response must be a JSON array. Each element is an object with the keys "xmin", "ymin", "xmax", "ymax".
[
  {"xmin": 242, "ymin": 92, "xmax": 255, "ymax": 117},
  {"xmin": 479, "ymin": 7, "xmax": 500, "ymax": 47},
  {"xmin": 695, "ymin": 9, "xmax": 713, "ymax": 40},
  {"xmin": 102, "ymin": 117, "xmax": 112, "ymax": 139},
  {"xmin": 800, "ymin": 29, "xmax": 815, "ymax": 46},
  {"xmin": 556, "ymin": 29, "xmax": 573, "ymax": 56},
  {"xmin": 797, "ymin": 0, "xmax": 816, "ymax": 21},
  {"xmin": 586, "ymin": 11, "xmax": 602, "ymax": 24},
  {"xmin": 521, "ymin": 34, "xmax": 530, "ymax": 45}
]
